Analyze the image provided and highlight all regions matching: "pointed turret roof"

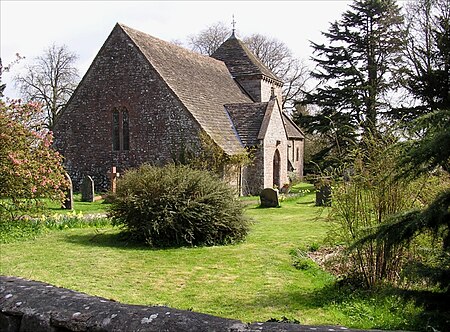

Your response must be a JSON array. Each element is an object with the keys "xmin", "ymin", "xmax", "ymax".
[{"xmin": 211, "ymin": 34, "xmax": 283, "ymax": 84}]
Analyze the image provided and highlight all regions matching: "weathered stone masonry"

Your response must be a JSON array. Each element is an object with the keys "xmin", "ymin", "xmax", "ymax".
[{"xmin": 54, "ymin": 26, "xmax": 203, "ymax": 191}]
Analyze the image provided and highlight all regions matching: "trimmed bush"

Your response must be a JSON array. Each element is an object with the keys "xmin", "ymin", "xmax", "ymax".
[{"xmin": 108, "ymin": 164, "xmax": 250, "ymax": 247}]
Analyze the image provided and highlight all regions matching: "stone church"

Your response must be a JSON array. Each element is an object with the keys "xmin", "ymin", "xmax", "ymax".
[{"xmin": 53, "ymin": 23, "xmax": 304, "ymax": 195}]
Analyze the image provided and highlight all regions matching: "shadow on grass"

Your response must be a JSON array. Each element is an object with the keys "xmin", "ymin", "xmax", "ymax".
[
  {"xmin": 63, "ymin": 231, "xmax": 149, "ymax": 251},
  {"xmin": 295, "ymin": 200, "xmax": 315, "ymax": 205},
  {"xmin": 63, "ymin": 230, "xmax": 222, "ymax": 252}
]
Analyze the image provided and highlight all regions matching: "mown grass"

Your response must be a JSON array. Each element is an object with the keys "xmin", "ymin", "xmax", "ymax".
[
  {"xmin": 0, "ymin": 193, "xmax": 109, "ymax": 243},
  {"xmin": 0, "ymin": 183, "xmax": 431, "ymax": 330},
  {"xmin": 46, "ymin": 193, "xmax": 108, "ymax": 214}
]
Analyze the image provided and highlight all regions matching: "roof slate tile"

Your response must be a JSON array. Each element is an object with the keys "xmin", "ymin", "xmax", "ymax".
[{"xmin": 225, "ymin": 103, "xmax": 268, "ymax": 146}]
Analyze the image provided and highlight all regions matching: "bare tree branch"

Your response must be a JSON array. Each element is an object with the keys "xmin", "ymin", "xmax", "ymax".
[
  {"xmin": 14, "ymin": 44, "xmax": 79, "ymax": 130},
  {"xmin": 186, "ymin": 23, "xmax": 310, "ymax": 111},
  {"xmin": 187, "ymin": 22, "xmax": 231, "ymax": 56}
]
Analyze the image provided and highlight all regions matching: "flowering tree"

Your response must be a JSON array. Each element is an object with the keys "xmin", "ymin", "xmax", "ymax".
[{"xmin": 0, "ymin": 100, "xmax": 68, "ymax": 220}]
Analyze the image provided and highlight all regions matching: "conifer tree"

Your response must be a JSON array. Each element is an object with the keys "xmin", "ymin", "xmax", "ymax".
[
  {"xmin": 396, "ymin": 0, "xmax": 450, "ymax": 120},
  {"xmin": 296, "ymin": 0, "xmax": 405, "ymax": 167}
]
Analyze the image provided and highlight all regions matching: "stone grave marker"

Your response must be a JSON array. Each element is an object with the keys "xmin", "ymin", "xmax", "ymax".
[
  {"xmin": 259, "ymin": 188, "xmax": 279, "ymax": 207},
  {"xmin": 62, "ymin": 173, "xmax": 73, "ymax": 210},
  {"xmin": 315, "ymin": 178, "xmax": 331, "ymax": 207},
  {"xmin": 109, "ymin": 166, "xmax": 120, "ymax": 193},
  {"xmin": 81, "ymin": 175, "xmax": 95, "ymax": 202}
]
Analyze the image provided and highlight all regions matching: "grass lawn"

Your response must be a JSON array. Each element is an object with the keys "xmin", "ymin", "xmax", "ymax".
[
  {"xmin": 0, "ymin": 184, "xmax": 427, "ymax": 330},
  {"xmin": 46, "ymin": 193, "xmax": 108, "ymax": 214}
]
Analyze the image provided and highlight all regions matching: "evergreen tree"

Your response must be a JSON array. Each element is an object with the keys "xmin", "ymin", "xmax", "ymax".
[
  {"xmin": 396, "ymin": 0, "xmax": 450, "ymax": 120},
  {"xmin": 296, "ymin": 0, "xmax": 405, "ymax": 168}
]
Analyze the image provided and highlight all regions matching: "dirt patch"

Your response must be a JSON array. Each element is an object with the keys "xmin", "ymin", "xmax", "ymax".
[{"xmin": 307, "ymin": 246, "xmax": 350, "ymax": 277}]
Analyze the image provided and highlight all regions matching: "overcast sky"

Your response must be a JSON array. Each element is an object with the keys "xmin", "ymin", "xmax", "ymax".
[{"xmin": 1, "ymin": 0, "xmax": 356, "ymax": 99}]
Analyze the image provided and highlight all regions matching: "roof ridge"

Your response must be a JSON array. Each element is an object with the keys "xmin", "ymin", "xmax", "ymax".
[{"xmin": 118, "ymin": 23, "xmax": 228, "ymax": 69}]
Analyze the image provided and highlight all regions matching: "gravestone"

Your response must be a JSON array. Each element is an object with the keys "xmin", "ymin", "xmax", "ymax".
[
  {"xmin": 259, "ymin": 188, "xmax": 279, "ymax": 207},
  {"xmin": 81, "ymin": 175, "xmax": 95, "ymax": 202},
  {"xmin": 315, "ymin": 179, "xmax": 331, "ymax": 207},
  {"xmin": 62, "ymin": 173, "xmax": 73, "ymax": 210},
  {"xmin": 109, "ymin": 166, "xmax": 120, "ymax": 193}
]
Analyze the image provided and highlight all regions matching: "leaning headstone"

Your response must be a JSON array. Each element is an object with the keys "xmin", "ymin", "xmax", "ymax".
[
  {"xmin": 259, "ymin": 188, "xmax": 279, "ymax": 207},
  {"xmin": 315, "ymin": 179, "xmax": 331, "ymax": 207},
  {"xmin": 62, "ymin": 173, "xmax": 73, "ymax": 210},
  {"xmin": 81, "ymin": 175, "xmax": 95, "ymax": 202}
]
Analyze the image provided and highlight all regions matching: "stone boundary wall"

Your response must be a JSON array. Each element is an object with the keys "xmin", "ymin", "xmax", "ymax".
[{"xmin": 0, "ymin": 276, "xmax": 395, "ymax": 332}]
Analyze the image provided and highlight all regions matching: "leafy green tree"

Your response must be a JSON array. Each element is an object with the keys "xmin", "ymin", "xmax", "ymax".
[
  {"xmin": 0, "ymin": 100, "xmax": 68, "ymax": 221},
  {"xmin": 296, "ymin": 0, "xmax": 405, "ymax": 168}
]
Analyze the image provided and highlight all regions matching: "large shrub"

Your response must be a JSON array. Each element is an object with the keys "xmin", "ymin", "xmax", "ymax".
[
  {"xmin": 108, "ymin": 164, "xmax": 250, "ymax": 247},
  {"xmin": 327, "ymin": 134, "xmax": 435, "ymax": 288}
]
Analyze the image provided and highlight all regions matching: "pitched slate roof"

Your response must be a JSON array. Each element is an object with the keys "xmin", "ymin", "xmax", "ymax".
[
  {"xmin": 119, "ymin": 24, "xmax": 252, "ymax": 155},
  {"xmin": 225, "ymin": 102, "xmax": 268, "ymax": 146},
  {"xmin": 282, "ymin": 113, "xmax": 304, "ymax": 139},
  {"xmin": 211, "ymin": 34, "xmax": 283, "ymax": 84}
]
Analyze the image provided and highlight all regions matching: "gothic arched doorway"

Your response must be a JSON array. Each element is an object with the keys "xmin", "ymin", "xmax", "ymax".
[{"xmin": 273, "ymin": 149, "xmax": 281, "ymax": 189}]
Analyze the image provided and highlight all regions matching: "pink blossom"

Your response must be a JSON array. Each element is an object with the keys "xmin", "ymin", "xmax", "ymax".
[{"xmin": 8, "ymin": 153, "xmax": 22, "ymax": 165}]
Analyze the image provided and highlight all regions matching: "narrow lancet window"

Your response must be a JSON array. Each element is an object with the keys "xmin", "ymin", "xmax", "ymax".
[
  {"xmin": 112, "ymin": 110, "xmax": 120, "ymax": 151},
  {"xmin": 112, "ymin": 107, "xmax": 130, "ymax": 151},
  {"xmin": 122, "ymin": 110, "xmax": 130, "ymax": 151}
]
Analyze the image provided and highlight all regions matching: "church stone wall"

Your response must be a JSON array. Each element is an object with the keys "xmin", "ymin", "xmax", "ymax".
[
  {"xmin": 236, "ymin": 76, "xmax": 282, "ymax": 104},
  {"xmin": 288, "ymin": 139, "xmax": 304, "ymax": 180},
  {"xmin": 236, "ymin": 76, "xmax": 262, "ymax": 102},
  {"xmin": 260, "ymin": 79, "xmax": 283, "ymax": 105},
  {"xmin": 242, "ymin": 147, "xmax": 264, "ymax": 195},
  {"xmin": 262, "ymin": 103, "xmax": 289, "ymax": 189},
  {"xmin": 53, "ymin": 27, "xmax": 202, "ymax": 191}
]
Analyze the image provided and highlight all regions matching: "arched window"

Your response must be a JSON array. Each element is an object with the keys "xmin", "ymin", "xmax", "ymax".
[
  {"xmin": 112, "ymin": 110, "xmax": 120, "ymax": 151},
  {"xmin": 273, "ymin": 149, "xmax": 281, "ymax": 188},
  {"xmin": 112, "ymin": 107, "xmax": 130, "ymax": 151},
  {"xmin": 122, "ymin": 110, "xmax": 130, "ymax": 151}
]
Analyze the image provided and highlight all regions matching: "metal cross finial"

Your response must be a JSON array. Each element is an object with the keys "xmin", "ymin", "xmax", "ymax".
[{"xmin": 231, "ymin": 14, "xmax": 236, "ymax": 35}]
